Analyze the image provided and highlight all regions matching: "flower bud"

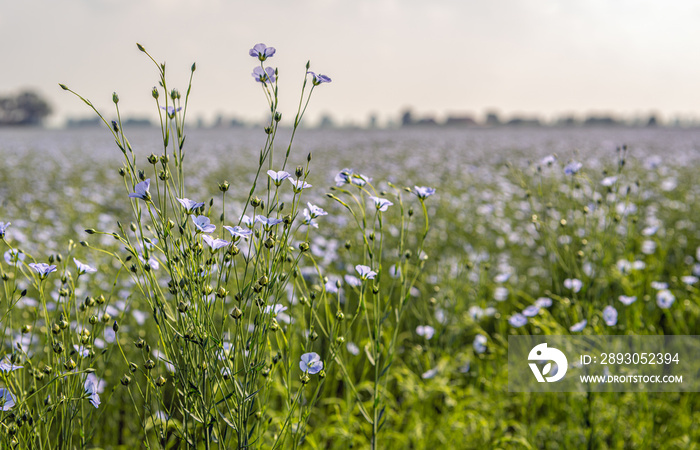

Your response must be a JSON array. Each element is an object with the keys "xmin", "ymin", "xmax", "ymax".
[
  {"xmin": 152, "ymin": 87, "xmax": 159, "ymax": 99},
  {"xmin": 22, "ymin": 324, "xmax": 32, "ymax": 334},
  {"xmin": 148, "ymin": 154, "xmax": 158, "ymax": 165},
  {"xmin": 135, "ymin": 338, "xmax": 145, "ymax": 349},
  {"xmin": 64, "ymin": 358, "xmax": 77, "ymax": 371},
  {"xmin": 89, "ymin": 315, "xmax": 98, "ymax": 325},
  {"xmin": 53, "ymin": 342, "xmax": 63, "ymax": 354},
  {"xmin": 178, "ymin": 301, "xmax": 189, "ymax": 313},
  {"xmin": 299, "ymin": 242, "xmax": 310, "ymax": 253},
  {"xmin": 219, "ymin": 181, "xmax": 230, "ymax": 192},
  {"xmin": 251, "ymin": 197, "xmax": 262, "ymax": 207},
  {"xmin": 335, "ymin": 310, "xmax": 345, "ymax": 321},
  {"xmin": 144, "ymin": 359, "xmax": 155, "ymax": 370},
  {"xmin": 112, "ymin": 92, "xmax": 119, "ymax": 104},
  {"xmin": 129, "ymin": 362, "xmax": 138, "ymax": 373},
  {"xmin": 113, "ymin": 321, "xmax": 120, "ymax": 332},
  {"xmin": 156, "ymin": 375, "xmax": 166, "ymax": 387},
  {"xmin": 295, "ymin": 166, "xmax": 304, "ymax": 178},
  {"xmin": 121, "ymin": 375, "xmax": 131, "ymax": 386},
  {"xmin": 310, "ymin": 330, "xmax": 318, "ymax": 342}
]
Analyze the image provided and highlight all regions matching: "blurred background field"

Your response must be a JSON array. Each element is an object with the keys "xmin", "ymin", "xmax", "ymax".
[{"xmin": 2, "ymin": 126, "xmax": 700, "ymax": 448}]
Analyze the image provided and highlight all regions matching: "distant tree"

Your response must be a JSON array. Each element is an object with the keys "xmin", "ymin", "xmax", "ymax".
[
  {"xmin": 0, "ymin": 90, "xmax": 52, "ymax": 126},
  {"xmin": 318, "ymin": 113, "xmax": 335, "ymax": 128},
  {"xmin": 400, "ymin": 108, "xmax": 413, "ymax": 127}
]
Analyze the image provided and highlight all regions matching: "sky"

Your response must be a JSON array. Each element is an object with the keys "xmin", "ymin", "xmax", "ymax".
[{"xmin": 3, "ymin": 0, "xmax": 700, "ymax": 127}]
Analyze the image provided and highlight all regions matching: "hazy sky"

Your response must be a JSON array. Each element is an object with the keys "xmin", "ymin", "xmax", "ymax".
[{"xmin": 3, "ymin": 0, "xmax": 700, "ymax": 126}]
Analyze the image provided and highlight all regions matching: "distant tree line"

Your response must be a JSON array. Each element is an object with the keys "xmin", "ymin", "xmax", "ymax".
[{"xmin": 0, "ymin": 90, "xmax": 52, "ymax": 126}]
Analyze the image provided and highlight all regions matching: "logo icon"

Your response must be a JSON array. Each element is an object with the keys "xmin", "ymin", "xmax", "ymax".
[{"xmin": 528, "ymin": 343, "xmax": 568, "ymax": 382}]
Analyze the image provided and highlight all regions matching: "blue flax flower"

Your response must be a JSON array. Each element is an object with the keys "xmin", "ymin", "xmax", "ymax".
[
  {"xmin": 302, "ymin": 209, "xmax": 319, "ymax": 228},
  {"xmin": 202, "ymin": 235, "xmax": 230, "ymax": 251},
  {"xmin": 334, "ymin": 168, "xmax": 353, "ymax": 186},
  {"xmin": 249, "ymin": 43, "xmax": 276, "ymax": 61},
  {"xmin": 267, "ymin": 170, "xmax": 291, "ymax": 186},
  {"xmin": 0, "ymin": 222, "xmax": 10, "ymax": 239},
  {"xmin": 252, "ymin": 66, "xmax": 276, "ymax": 83},
  {"xmin": 299, "ymin": 352, "xmax": 323, "ymax": 374},
  {"xmin": 223, "ymin": 225, "xmax": 253, "ymax": 239},
  {"xmin": 74, "ymin": 258, "xmax": 97, "ymax": 275},
  {"xmin": 0, "ymin": 356, "xmax": 23, "ymax": 373},
  {"xmin": 254, "ymin": 215, "xmax": 283, "ymax": 229},
  {"xmin": 416, "ymin": 325, "xmax": 435, "ymax": 340},
  {"xmin": 603, "ymin": 306, "xmax": 618, "ymax": 326},
  {"xmin": 192, "ymin": 216, "xmax": 216, "ymax": 233},
  {"xmin": 355, "ymin": 264, "xmax": 377, "ymax": 280},
  {"xmin": 508, "ymin": 313, "xmax": 528, "ymax": 328},
  {"xmin": 569, "ymin": 319, "xmax": 587, "ymax": 332},
  {"xmin": 656, "ymin": 289, "xmax": 675, "ymax": 309},
  {"xmin": 618, "ymin": 295, "xmax": 637, "ymax": 305},
  {"xmin": 473, "ymin": 334, "xmax": 487, "ymax": 354},
  {"xmin": 160, "ymin": 106, "xmax": 182, "ymax": 118},
  {"xmin": 564, "ymin": 161, "xmax": 583, "ymax": 175},
  {"xmin": 176, "ymin": 198, "xmax": 205, "ymax": 213},
  {"xmin": 307, "ymin": 71, "xmax": 332, "ymax": 85},
  {"xmin": 29, "ymin": 262, "xmax": 57, "ymax": 279},
  {"xmin": 128, "ymin": 179, "xmax": 151, "ymax": 201},
  {"xmin": 288, "ymin": 178, "xmax": 312, "ymax": 193},
  {"xmin": 0, "ymin": 388, "xmax": 15, "ymax": 411},
  {"xmin": 369, "ymin": 196, "xmax": 393, "ymax": 211},
  {"xmin": 306, "ymin": 203, "xmax": 327, "ymax": 218},
  {"xmin": 414, "ymin": 186, "xmax": 436, "ymax": 199},
  {"xmin": 84, "ymin": 375, "xmax": 101, "ymax": 408}
]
